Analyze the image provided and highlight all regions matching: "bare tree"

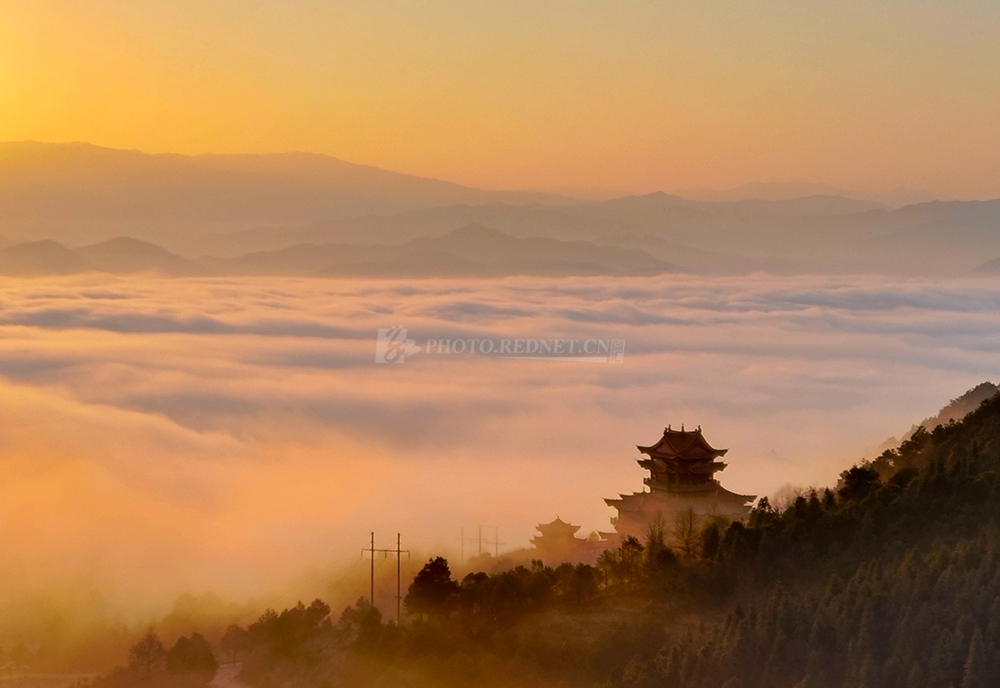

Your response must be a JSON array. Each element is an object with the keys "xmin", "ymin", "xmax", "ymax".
[
  {"xmin": 672, "ymin": 508, "xmax": 700, "ymax": 560},
  {"xmin": 620, "ymin": 536, "xmax": 645, "ymax": 591}
]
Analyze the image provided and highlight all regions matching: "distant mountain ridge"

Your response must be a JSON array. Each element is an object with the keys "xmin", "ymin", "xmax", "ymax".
[
  {"xmin": 869, "ymin": 381, "xmax": 1000, "ymax": 457},
  {"xmin": 674, "ymin": 181, "xmax": 944, "ymax": 207},
  {"xmin": 2, "ymin": 141, "xmax": 998, "ymax": 275},
  {"xmin": 976, "ymin": 256, "xmax": 1000, "ymax": 272},
  {"xmin": 210, "ymin": 224, "xmax": 681, "ymax": 277},
  {"xmin": 0, "ymin": 227, "xmax": 679, "ymax": 278},
  {"xmin": 214, "ymin": 191, "xmax": 1000, "ymax": 274},
  {"xmin": 0, "ymin": 237, "xmax": 204, "ymax": 276},
  {"xmin": 207, "ymin": 192, "xmax": 890, "ymax": 260},
  {"xmin": 0, "ymin": 141, "xmax": 569, "ymax": 246},
  {"xmin": 917, "ymin": 382, "xmax": 1000, "ymax": 432}
]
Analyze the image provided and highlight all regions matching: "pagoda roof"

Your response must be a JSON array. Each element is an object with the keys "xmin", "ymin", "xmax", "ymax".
[
  {"xmin": 605, "ymin": 485, "xmax": 756, "ymax": 511},
  {"xmin": 638, "ymin": 425, "xmax": 728, "ymax": 461},
  {"xmin": 536, "ymin": 517, "xmax": 582, "ymax": 536}
]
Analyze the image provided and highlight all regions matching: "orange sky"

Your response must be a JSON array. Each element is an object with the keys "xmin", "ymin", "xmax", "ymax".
[{"xmin": 1, "ymin": 1, "xmax": 999, "ymax": 195}]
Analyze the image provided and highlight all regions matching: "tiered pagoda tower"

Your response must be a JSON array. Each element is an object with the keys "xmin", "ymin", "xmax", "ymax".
[{"xmin": 603, "ymin": 425, "xmax": 755, "ymax": 541}]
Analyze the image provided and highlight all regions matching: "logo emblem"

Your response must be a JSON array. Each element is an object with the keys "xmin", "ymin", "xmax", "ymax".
[{"xmin": 375, "ymin": 326, "xmax": 420, "ymax": 363}]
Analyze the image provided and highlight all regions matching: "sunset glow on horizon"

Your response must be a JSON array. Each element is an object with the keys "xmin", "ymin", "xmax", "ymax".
[
  {"xmin": 2, "ymin": 1, "xmax": 1000, "ymax": 196},
  {"xmin": 7, "ymin": 4, "xmax": 1000, "ymax": 681}
]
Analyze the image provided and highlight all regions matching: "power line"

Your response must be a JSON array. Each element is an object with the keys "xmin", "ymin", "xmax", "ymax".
[
  {"xmin": 484, "ymin": 527, "xmax": 506, "ymax": 558},
  {"xmin": 459, "ymin": 527, "xmax": 480, "ymax": 564},
  {"xmin": 460, "ymin": 526, "xmax": 506, "ymax": 562},
  {"xmin": 361, "ymin": 532, "xmax": 410, "ymax": 625}
]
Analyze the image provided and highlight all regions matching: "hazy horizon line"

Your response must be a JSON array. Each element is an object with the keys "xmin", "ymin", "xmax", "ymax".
[{"xmin": 1, "ymin": 139, "xmax": 969, "ymax": 204}]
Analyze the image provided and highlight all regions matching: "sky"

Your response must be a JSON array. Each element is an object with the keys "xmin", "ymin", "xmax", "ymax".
[
  {"xmin": 1, "ymin": 1, "xmax": 999, "ymax": 195},
  {"xmin": 2, "ymin": 272, "xmax": 999, "ymax": 614},
  {"xmin": 4, "ymin": 0, "xmax": 1000, "ymax": 643}
]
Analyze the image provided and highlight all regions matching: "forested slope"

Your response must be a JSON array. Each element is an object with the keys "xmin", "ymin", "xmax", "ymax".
[{"xmin": 91, "ymin": 390, "xmax": 1000, "ymax": 688}]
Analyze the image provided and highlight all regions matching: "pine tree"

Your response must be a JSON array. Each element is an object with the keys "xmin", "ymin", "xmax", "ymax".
[{"xmin": 960, "ymin": 629, "xmax": 989, "ymax": 688}]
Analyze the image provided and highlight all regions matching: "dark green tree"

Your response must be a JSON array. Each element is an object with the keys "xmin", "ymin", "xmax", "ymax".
[
  {"xmin": 338, "ymin": 598, "xmax": 383, "ymax": 649},
  {"xmin": 128, "ymin": 630, "xmax": 166, "ymax": 679},
  {"xmin": 961, "ymin": 629, "xmax": 990, "ymax": 688},
  {"xmin": 837, "ymin": 462, "xmax": 881, "ymax": 502},
  {"xmin": 166, "ymin": 633, "xmax": 218, "ymax": 677},
  {"xmin": 404, "ymin": 557, "xmax": 459, "ymax": 619},
  {"xmin": 219, "ymin": 624, "xmax": 249, "ymax": 662}
]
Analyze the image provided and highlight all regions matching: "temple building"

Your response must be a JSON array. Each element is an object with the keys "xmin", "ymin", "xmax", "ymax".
[
  {"xmin": 603, "ymin": 425, "xmax": 755, "ymax": 541},
  {"xmin": 530, "ymin": 517, "xmax": 605, "ymax": 564}
]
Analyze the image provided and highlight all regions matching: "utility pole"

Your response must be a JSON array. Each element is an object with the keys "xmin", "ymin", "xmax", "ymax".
[
  {"xmin": 396, "ymin": 533, "xmax": 404, "ymax": 625},
  {"xmin": 483, "ymin": 527, "xmax": 506, "ymax": 557},
  {"xmin": 459, "ymin": 526, "xmax": 503, "ymax": 563},
  {"xmin": 366, "ymin": 532, "xmax": 374, "ymax": 607},
  {"xmin": 459, "ymin": 528, "xmax": 480, "ymax": 564},
  {"xmin": 362, "ymin": 532, "xmax": 409, "ymax": 624}
]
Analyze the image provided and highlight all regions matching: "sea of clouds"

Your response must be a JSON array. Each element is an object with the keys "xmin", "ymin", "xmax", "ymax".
[{"xmin": 2, "ymin": 272, "xmax": 1000, "ymax": 607}]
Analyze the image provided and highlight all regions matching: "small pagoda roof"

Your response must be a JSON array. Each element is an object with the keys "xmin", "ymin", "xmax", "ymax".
[
  {"xmin": 535, "ymin": 517, "xmax": 582, "ymax": 536},
  {"xmin": 638, "ymin": 425, "xmax": 728, "ymax": 461}
]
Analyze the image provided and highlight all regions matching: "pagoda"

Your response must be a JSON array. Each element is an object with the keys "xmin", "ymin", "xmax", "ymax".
[
  {"xmin": 603, "ymin": 425, "xmax": 755, "ymax": 541},
  {"xmin": 530, "ymin": 517, "xmax": 605, "ymax": 564}
]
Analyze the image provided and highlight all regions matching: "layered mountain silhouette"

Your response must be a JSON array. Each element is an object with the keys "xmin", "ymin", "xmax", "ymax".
[
  {"xmin": 0, "ymin": 227, "xmax": 678, "ymax": 278},
  {"xmin": 674, "ymin": 181, "xmax": 942, "ymax": 207},
  {"xmin": 869, "ymin": 381, "xmax": 1000, "ymax": 457},
  {"xmin": 217, "ymin": 193, "xmax": 1000, "ymax": 274},
  {"xmin": 0, "ymin": 237, "xmax": 204, "ymax": 276},
  {"xmin": 219, "ymin": 192, "xmax": 886, "ymax": 250},
  {"xmin": 220, "ymin": 224, "xmax": 676, "ymax": 277},
  {"xmin": 0, "ymin": 141, "xmax": 565, "ymax": 247},
  {"xmin": 2, "ymin": 142, "xmax": 999, "ymax": 275},
  {"xmin": 915, "ymin": 381, "xmax": 1000, "ymax": 432},
  {"xmin": 0, "ymin": 240, "xmax": 93, "ymax": 276}
]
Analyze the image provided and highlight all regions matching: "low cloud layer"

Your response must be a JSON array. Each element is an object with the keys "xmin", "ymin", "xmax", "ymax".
[{"xmin": 2, "ymin": 272, "xmax": 1000, "ymax": 613}]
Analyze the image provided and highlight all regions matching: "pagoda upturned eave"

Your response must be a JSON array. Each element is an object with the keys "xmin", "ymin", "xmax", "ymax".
[
  {"xmin": 638, "ymin": 458, "xmax": 728, "ymax": 473},
  {"xmin": 605, "ymin": 485, "xmax": 756, "ymax": 511},
  {"xmin": 535, "ymin": 517, "xmax": 582, "ymax": 536},
  {"xmin": 637, "ymin": 426, "xmax": 729, "ymax": 461}
]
